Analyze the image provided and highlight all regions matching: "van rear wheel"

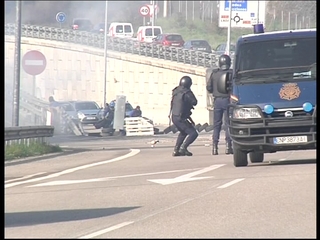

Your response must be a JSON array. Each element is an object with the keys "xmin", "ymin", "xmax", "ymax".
[
  {"xmin": 249, "ymin": 152, "xmax": 264, "ymax": 163},
  {"xmin": 233, "ymin": 143, "xmax": 248, "ymax": 167}
]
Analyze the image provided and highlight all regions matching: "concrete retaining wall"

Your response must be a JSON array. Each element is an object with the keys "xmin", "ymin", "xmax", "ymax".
[{"xmin": 5, "ymin": 36, "xmax": 211, "ymax": 125}]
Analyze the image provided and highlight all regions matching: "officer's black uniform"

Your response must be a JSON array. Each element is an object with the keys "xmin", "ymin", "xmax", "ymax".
[
  {"xmin": 169, "ymin": 76, "xmax": 198, "ymax": 156},
  {"xmin": 206, "ymin": 54, "xmax": 233, "ymax": 155}
]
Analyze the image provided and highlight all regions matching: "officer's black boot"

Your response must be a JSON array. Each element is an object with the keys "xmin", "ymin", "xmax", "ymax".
[
  {"xmin": 179, "ymin": 144, "xmax": 193, "ymax": 156},
  {"xmin": 172, "ymin": 145, "xmax": 182, "ymax": 156},
  {"xmin": 212, "ymin": 143, "xmax": 219, "ymax": 155},
  {"xmin": 225, "ymin": 142, "xmax": 233, "ymax": 155}
]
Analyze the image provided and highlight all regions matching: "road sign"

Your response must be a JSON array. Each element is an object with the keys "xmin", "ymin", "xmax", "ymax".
[
  {"xmin": 219, "ymin": 0, "xmax": 266, "ymax": 28},
  {"xmin": 139, "ymin": 5, "xmax": 150, "ymax": 17},
  {"xmin": 22, "ymin": 50, "xmax": 47, "ymax": 76},
  {"xmin": 146, "ymin": 4, "xmax": 160, "ymax": 17},
  {"xmin": 56, "ymin": 12, "xmax": 66, "ymax": 23}
]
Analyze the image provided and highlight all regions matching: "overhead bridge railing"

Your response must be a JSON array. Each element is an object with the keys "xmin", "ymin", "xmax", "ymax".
[{"xmin": 5, "ymin": 24, "xmax": 219, "ymax": 68}]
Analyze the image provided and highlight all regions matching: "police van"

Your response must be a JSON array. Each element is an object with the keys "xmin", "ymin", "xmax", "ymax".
[
  {"xmin": 136, "ymin": 26, "xmax": 163, "ymax": 43},
  {"xmin": 108, "ymin": 22, "xmax": 134, "ymax": 38},
  {"xmin": 216, "ymin": 25, "xmax": 316, "ymax": 167}
]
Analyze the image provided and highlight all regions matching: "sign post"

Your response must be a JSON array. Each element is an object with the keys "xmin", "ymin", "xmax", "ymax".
[
  {"xmin": 22, "ymin": 50, "xmax": 47, "ymax": 124},
  {"xmin": 22, "ymin": 50, "xmax": 47, "ymax": 96},
  {"xmin": 219, "ymin": 0, "xmax": 266, "ymax": 28},
  {"xmin": 56, "ymin": 11, "xmax": 66, "ymax": 28},
  {"xmin": 140, "ymin": 5, "xmax": 150, "ymax": 25}
]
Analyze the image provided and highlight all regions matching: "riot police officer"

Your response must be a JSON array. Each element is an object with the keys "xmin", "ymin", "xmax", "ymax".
[
  {"xmin": 206, "ymin": 54, "xmax": 233, "ymax": 155},
  {"xmin": 169, "ymin": 76, "xmax": 198, "ymax": 156}
]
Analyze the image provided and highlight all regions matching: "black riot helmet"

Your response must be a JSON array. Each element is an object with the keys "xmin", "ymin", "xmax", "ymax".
[
  {"xmin": 179, "ymin": 76, "xmax": 192, "ymax": 89},
  {"xmin": 218, "ymin": 54, "xmax": 231, "ymax": 70}
]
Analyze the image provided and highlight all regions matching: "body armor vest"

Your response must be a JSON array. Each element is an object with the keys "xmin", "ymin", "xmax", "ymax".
[
  {"xmin": 171, "ymin": 87, "xmax": 192, "ymax": 119},
  {"xmin": 212, "ymin": 70, "xmax": 231, "ymax": 98}
]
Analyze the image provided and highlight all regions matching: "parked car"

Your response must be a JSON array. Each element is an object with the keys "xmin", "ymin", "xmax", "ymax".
[
  {"xmin": 67, "ymin": 100, "xmax": 101, "ymax": 124},
  {"xmin": 71, "ymin": 18, "xmax": 93, "ymax": 31},
  {"xmin": 152, "ymin": 33, "xmax": 185, "ymax": 47},
  {"xmin": 183, "ymin": 39, "xmax": 212, "ymax": 53},
  {"xmin": 214, "ymin": 43, "xmax": 236, "ymax": 57}
]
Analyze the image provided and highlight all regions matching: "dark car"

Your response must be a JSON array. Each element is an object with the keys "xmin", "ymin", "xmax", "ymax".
[
  {"xmin": 72, "ymin": 18, "xmax": 93, "ymax": 31},
  {"xmin": 214, "ymin": 43, "xmax": 236, "ymax": 57},
  {"xmin": 183, "ymin": 39, "xmax": 212, "ymax": 53},
  {"xmin": 152, "ymin": 33, "xmax": 185, "ymax": 47}
]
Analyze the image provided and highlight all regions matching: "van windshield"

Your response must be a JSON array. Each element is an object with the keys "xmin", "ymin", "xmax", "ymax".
[
  {"xmin": 237, "ymin": 37, "xmax": 316, "ymax": 74},
  {"xmin": 75, "ymin": 102, "xmax": 99, "ymax": 111}
]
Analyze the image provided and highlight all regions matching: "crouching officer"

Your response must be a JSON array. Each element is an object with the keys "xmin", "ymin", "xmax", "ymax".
[
  {"xmin": 169, "ymin": 76, "xmax": 198, "ymax": 156},
  {"xmin": 206, "ymin": 54, "xmax": 233, "ymax": 155}
]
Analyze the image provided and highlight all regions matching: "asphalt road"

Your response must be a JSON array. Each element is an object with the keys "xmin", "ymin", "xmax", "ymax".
[{"xmin": 5, "ymin": 133, "xmax": 316, "ymax": 238}]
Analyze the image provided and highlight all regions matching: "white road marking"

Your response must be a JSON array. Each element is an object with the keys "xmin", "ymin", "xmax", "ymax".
[
  {"xmin": 5, "ymin": 149, "xmax": 140, "ymax": 189},
  {"xmin": 25, "ymin": 60, "xmax": 44, "ymax": 65},
  {"xmin": 78, "ymin": 221, "xmax": 134, "ymax": 239},
  {"xmin": 148, "ymin": 164, "xmax": 225, "ymax": 185},
  {"xmin": 29, "ymin": 178, "xmax": 113, "ymax": 186},
  {"xmin": 28, "ymin": 167, "xmax": 202, "ymax": 187},
  {"xmin": 5, "ymin": 172, "xmax": 47, "ymax": 183},
  {"xmin": 217, "ymin": 178, "xmax": 245, "ymax": 189}
]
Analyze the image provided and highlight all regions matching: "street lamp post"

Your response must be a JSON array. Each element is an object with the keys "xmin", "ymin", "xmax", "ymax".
[
  {"xmin": 103, "ymin": 1, "xmax": 108, "ymax": 106},
  {"xmin": 12, "ymin": 0, "xmax": 22, "ymax": 126}
]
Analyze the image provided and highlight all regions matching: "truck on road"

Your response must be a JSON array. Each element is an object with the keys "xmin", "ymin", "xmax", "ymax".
[{"xmin": 216, "ymin": 25, "xmax": 316, "ymax": 167}]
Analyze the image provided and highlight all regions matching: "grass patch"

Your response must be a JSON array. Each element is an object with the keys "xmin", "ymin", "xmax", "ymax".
[{"xmin": 5, "ymin": 142, "xmax": 63, "ymax": 161}]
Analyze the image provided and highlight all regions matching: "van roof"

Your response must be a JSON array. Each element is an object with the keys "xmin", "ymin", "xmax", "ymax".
[
  {"xmin": 241, "ymin": 28, "xmax": 316, "ymax": 40},
  {"xmin": 110, "ymin": 22, "xmax": 133, "ymax": 25},
  {"xmin": 138, "ymin": 25, "xmax": 162, "ymax": 28},
  {"xmin": 237, "ymin": 28, "xmax": 316, "ymax": 45}
]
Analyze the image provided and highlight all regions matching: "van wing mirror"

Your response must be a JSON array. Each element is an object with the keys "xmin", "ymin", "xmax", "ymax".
[{"xmin": 217, "ymin": 72, "xmax": 231, "ymax": 94}]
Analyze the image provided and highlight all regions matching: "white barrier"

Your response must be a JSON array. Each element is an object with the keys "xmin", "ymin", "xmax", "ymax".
[
  {"xmin": 46, "ymin": 111, "xmax": 52, "ymax": 126},
  {"xmin": 124, "ymin": 117, "xmax": 154, "ymax": 136}
]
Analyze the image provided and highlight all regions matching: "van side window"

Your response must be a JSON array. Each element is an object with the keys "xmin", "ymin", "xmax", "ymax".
[
  {"xmin": 145, "ymin": 28, "xmax": 153, "ymax": 36},
  {"xmin": 124, "ymin": 25, "xmax": 132, "ymax": 33},
  {"xmin": 154, "ymin": 28, "xmax": 161, "ymax": 36},
  {"xmin": 116, "ymin": 25, "xmax": 123, "ymax": 33}
]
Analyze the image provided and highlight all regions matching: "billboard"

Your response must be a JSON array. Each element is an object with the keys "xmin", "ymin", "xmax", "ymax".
[{"xmin": 219, "ymin": 0, "xmax": 266, "ymax": 28}]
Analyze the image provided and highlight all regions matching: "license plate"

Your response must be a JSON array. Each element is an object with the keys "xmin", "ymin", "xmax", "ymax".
[
  {"xmin": 172, "ymin": 43, "xmax": 179, "ymax": 46},
  {"xmin": 273, "ymin": 136, "xmax": 307, "ymax": 144},
  {"xmin": 86, "ymin": 116, "xmax": 95, "ymax": 120},
  {"xmin": 198, "ymin": 48, "xmax": 206, "ymax": 50}
]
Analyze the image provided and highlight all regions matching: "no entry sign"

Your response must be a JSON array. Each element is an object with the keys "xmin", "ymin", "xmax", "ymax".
[{"xmin": 22, "ymin": 50, "xmax": 47, "ymax": 76}]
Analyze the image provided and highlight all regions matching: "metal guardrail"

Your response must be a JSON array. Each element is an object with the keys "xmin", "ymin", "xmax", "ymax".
[
  {"xmin": 5, "ymin": 125, "xmax": 54, "ymax": 140},
  {"xmin": 5, "ymin": 125, "xmax": 54, "ymax": 146},
  {"xmin": 5, "ymin": 23, "xmax": 219, "ymax": 68}
]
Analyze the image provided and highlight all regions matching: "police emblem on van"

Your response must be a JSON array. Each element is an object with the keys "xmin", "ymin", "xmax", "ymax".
[
  {"xmin": 284, "ymin": 111, "xmax": 293, "ymax": 117},
  {"xmin": 279, "ymin": 83, "xmax": 301, "ymax": 100}
]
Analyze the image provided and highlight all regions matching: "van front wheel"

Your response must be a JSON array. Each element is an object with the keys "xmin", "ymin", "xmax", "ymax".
[{"xmin": 233, "ymin": 143, "xmax": 248, "ymax": 167}]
